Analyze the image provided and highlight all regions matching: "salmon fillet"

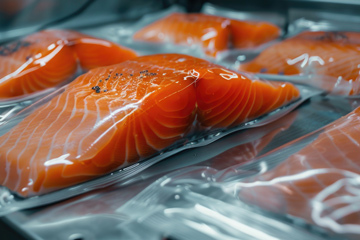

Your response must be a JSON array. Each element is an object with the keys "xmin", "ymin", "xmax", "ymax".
[
  {"xmin": 239, "ymin": 31, "xmax": 360, "ymax": 95},
  {"xmin": 133, "ymin": 13, "xmax": 280, "ymax": 57},
  {"xmin": 0, "ymin": 29, "xmax": 137, "ymax": 99},
  {"xmin": 0, "ymin": 53, "xmax": 299, "ymax": 196},
  {"xmin": 239, "ymin": 106, "xmax": 360, "ymax": 226}
]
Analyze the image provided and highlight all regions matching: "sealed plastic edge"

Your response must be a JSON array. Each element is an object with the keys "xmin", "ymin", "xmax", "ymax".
[{"xmin": 0, "ymin": 84, "xmax": 320, "ymax": 215}]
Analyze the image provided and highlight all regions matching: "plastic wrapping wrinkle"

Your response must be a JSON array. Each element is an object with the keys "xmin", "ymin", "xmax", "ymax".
[
  {"xmin": 133, "ymin": 12, "xmax": 280, "ymax": 58},
  {"xmin": 238, "ymin": 31, "xmax": 360, "ymax": 96},
  {"xmin": 114, "ymin": 167, "xmax": 337, "ymax": 240},
  {"xmin": 235, "ymin": 106, "xmax": 360, "ymax": 235},
  {"xmin": 0, "ymin": 53, "xmax": 306, "ymax": 202},
  {"xmin": 26, "ymin": 215, "xmax": 130, "ymax": 240},
  {"xmin": 0, "ymin": 29, "xmax": 137, "ymax": 102},
  {"xmin": 18, "ymin": 173, "xmax": 165, "ymax": 240}
]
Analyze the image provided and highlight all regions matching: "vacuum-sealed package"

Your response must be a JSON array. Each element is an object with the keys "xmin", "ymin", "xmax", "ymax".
[
  {"xmin": 235, "ymin": 106, "xmax": 360, "ymax": 235},
  {"xmin": 0, "ymin": 53, "xmax": 319, "ymax": 213},
  {"xmin": 0, "ymin": 29, "xmax": 137, "ymax": 100},
  {"xmin": 0, "ymin": 29, "xmax": 137, "ymax": 122},
  {"xmin": 237, "ymin": 30, "xmax": 360, "ymax": 96},
  {"xmin": 129, "ymin": 5, "xmax": 280, "ymax": 58}
]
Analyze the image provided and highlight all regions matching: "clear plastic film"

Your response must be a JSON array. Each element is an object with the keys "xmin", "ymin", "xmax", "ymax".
[
  {"xmin": 0, "ymin": 29, "xmax": 137, "ymax": 121},
  {"xmin": 232, "ymin": 106, "xmax": 360, "ymax": 236},
  {"xmin": 100, "ymin": 103, "xmax": 360, "ymax": 239},
  {"xmin": 22, "ymin": 170, "xmax": 336, "ymax": 240},
  {"xmin": 112, "ymin": 167, "xmax": 341, "ymax": 240},
  {"xmin": 0, "ymin": 53, "xmax": 320, "ymax": 214},
  {"xmin": 18, "ymin": 178, "xmax": 156, "ymax": 240},
  {"xmin": 127, "ymin": 104, "xmax": 360, "ymax": 237},
  {"xmin": 108, "ymin": 5, "xmax": 281, "ymax": 59},
  {"xmin": 235, "ymin": 19, "xmax": 360, "ymax": 96}
]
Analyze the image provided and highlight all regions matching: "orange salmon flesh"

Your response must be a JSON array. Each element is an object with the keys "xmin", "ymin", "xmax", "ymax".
[
  {"xmin": 0, "ymin": 29, "xmax": 137, "ymax": 99},
  {"xmin": 133, "ymin": 13, "xmax": 280, "ymax": 57},
  {"xmin": 239, "ymin": 31, "xmax": 360, "ymax": 95},
  {"xmin": 239, "ymin": 106, "xmax": 360, "ymax": 226},
  {"xmin": 0, "ymin": 54, "xmax": 299, "ymax": 197}
]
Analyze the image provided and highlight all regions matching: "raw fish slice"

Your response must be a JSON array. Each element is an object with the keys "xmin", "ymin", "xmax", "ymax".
[
  {"xmin": 0, "ymin": 54, "xmax": 299, "ymax": 196},
  {"xmin": 0, "ymin": 55, "xmax": 197, "ymax": 196},
  {"xmin": 133, "ymin": 13, "xmax": 280, "ymax": 57},
  {"xmin": 229, "ymin": 20, "xmax": 280, "ymax": 48},
  {"xmin": 239, "ymin": 31, "xmax": 360, "ymax": 94},
  {"xmin": 238, "ymin": 107, "xmax": 360, "ymax": 226},
  {"xmin": 0, "ymin": 29, "xmax": 137, "ymax": 98},
  {"xmin": 196, "ymin": 72, "xmax": 299, "ymax": 128},
  {"xmin": 132, "ymin": 54, "xmax": 300, "ymax": 128}
]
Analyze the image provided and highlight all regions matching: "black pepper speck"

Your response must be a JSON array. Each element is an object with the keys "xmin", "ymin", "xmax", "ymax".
[{"xmin": 92, "ymin": 86, "xmax": 100, "ymax": 91}]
